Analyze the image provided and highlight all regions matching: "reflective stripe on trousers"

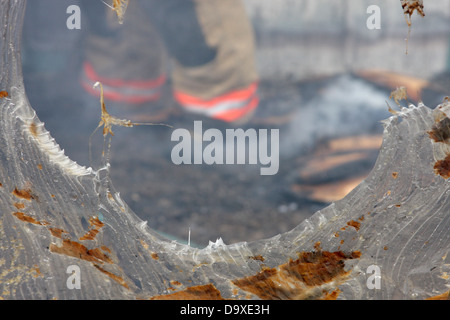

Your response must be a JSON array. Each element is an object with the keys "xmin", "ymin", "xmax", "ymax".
[
  {"xmin": 81, "ymin": 62, "xmax": 166, "ymax": 104},
  {"xmin": 174, "ymin": 82, "xmax": 259, "ymax": 122}
]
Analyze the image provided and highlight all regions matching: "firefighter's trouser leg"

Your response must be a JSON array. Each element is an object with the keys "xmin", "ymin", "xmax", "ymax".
[
  {"xmin": 80, "ymin": 0, "xmax": 167, "ymax": 104},
  {"xmin": 170, "ymin": 0, "xmax": 259, "ymax": 122}
]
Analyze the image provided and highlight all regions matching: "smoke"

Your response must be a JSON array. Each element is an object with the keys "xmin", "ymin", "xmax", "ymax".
[{"xmin": 280, "ymin": 74, "xmax": 391, "ymax": 158}]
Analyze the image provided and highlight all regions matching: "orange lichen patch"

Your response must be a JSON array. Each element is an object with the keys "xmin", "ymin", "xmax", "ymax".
[
  {"xmin": 151, "ymin": 252, "xmax": 159, "ymax": 260},
  {"xmin": 111, "ymin": 0, "xmax": 129, "ymax": 24},
  {"xmin": 49, "ymin": 239, "xmax": 113, "ymax": 264},
  {"xmin": 12, "ymin": 187, "xmax": 35, "ymax": 201},
  {"xmin": 171, "ymin": 280, "xmax": 182, "ymax": 286},
  {"xmin": 0, "ymin": 90, "xmax": 8, "ymax": 98},
  {"xmin": 249, "ymin": 255, "xmax": 265, "ymax": 262},
  {"xmin": 49, "ymin": 227, "xmax": 68, "ymax": 238},
  {"xmin": 29, "ymin": 122, "xmax": 38, "ymax": 138},
  {"xmin": 426, "ymin": 290, "xmax": 449, "ymax": 300},
  {"xmin": 231, "ymin": 247, "xmax": 361, "ymax": 300},
  {"xmin": 347, "ymin": 220, "xmax": 361, "ymax": 231},
  {"xmin": 392, "ymin": 172, "xmax": 399, "ymax": 179},
  {"xmin": 93, "ymin": 82, "xmax": 134, "ymax": 137},
  {"xmin": 384, "ymin": 246, "xmax": 388, "ymax": 250},
  {"xmin": 31, "ymin": 265, "xmax": 43, "ymax": 278},
  {"xmin": 433, "ymin": 154, "xmax": 450, "ymax": 179},
  {"xmin": 150, "ymin": 284, "xmax": 225, "ymax": 300},
  {"xmin": 314, "ymin": 241, "xmax": 321, "ymax": 251},
  {"xmin": 93, "ymin": 264, "xmax": 129, "ymax": 289},
  {"xmin": 320, "ymin": 288, "xmax": 341, "ymax": 300},
  {"xmin": 37, "ymin": 164, "xmax": 43, "ymax": 170},
  {"xmin": 140, "ymin": 239, "xmax": 149, "ymax": 250},
  {"xmin": 389, "ymin": 86, "xmax": 408, "ymax": 105},
  {"xmin": 357, "ymin": 69, "xmax": 429, "ymax": 102},
  {"xmin": 13, "ymin": 202, "xmax": 25, "ymax": 210},
  {"xmin": 341, "ymin": 220, "xmax": 361, "ymax": 232},
  {"xmin": 79, "ymin": 216, "xmax": 104, "ymax": 241},
  {"xmin": 12, "ymin": 212, "xmax": 42, "ymax": 225}
]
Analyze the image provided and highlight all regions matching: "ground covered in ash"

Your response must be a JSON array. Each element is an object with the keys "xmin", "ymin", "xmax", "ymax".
[{"xmin": 24, "ymin": 72, "xmax": 397, "ymax": 247}]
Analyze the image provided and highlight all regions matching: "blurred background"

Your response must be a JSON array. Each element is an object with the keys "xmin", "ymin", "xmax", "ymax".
[{"xmin": 21, "ymin": 0, "xmax": 450, "ymax": 247}]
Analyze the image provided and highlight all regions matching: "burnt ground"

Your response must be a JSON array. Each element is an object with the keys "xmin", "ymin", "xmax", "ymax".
[{"xmin": 24, "ymin": 71, "xmax": 397, "ymax": 248}]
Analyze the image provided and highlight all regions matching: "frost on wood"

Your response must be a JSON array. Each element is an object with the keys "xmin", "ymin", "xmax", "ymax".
[{"xmin": 0, "ymin": 1, "xmax": 449, "ymax": 300}]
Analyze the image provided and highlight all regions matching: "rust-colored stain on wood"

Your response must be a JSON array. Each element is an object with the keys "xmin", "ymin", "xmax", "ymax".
[
  {"xmin": 346, "ymin": 220, "xmax": 361, "ymax": 231},
  {"xmin": 341, "ymin": 218, "xmax": 362, "ymax": 232},
  {"xmin": 101, "ymin": 245, "xmax": 111, "ymax": 253},
  {"xmin": 12, "ymin": 187, "xmax": 35, "ymax": 201},
  {"xmin": 428, "ymin": 107, "xmax": 450, "ymax": 179},
  {"xmin": 93, "ymin": 264, "xmax": 129, "ymax": 289},
  {"xmin": 49, "ymin": 239, "xmax": 113, "ymax": 264},
  {"xmin": 49, "ymin": 227, "xmax": 68, "ymax": 238},
  {"xmin": 428, "ymin": 116, "xmax": 450, "ymax": 143},
  {"xmin": 249, "ymin": 255, "xmax": 265, "ymax": 262},
  {"xmin": 79, "ymin": 228, "xmax": 100, "ymax": 241},
  {"xmin": 29, "ymin": 122, "xmax": 38, "ymax": 138},
  {"xmin": 231, "ymin": 245, "xmax": 361, "ymax": 300},
  {"xmin": 426, "ymin": 290, "xmax": 449, "ymax": 300},
  {"xmin": 170, "ymin": 280, "xmax": 182, "ymax": 286},
  {"xmin": 433, "ymin": 154, "xmax": 450, "ymax": 179},
  {"xmin": 320, "ymin": 288, "xmax": 341, "ymax": 300},
  {"xmin": 13, "ymin": 212, "xmax": 42, "ymax": 225},
  {"xmin": 150, "ymin": 284, "xmax": 225, "ymax": 300},
  {"xmin": 151, "ymin": 252, "xmax": 159, "ymax": 260},
  {"xmin": 79, "ymin": 216, "xmax": 104, "ymax": 241}
]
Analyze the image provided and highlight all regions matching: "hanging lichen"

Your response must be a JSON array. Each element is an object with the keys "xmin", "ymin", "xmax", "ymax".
[
  {"xmin": 89, "ymin": 82, "xmax": 171, "ymax": 167},
  {"xmin": 401, "ymin": 0, "xmax": 425, "ymax": 54},
  {"xmin": 101, "ymin": 0, "xmax": 129, "ymax": 24}
]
